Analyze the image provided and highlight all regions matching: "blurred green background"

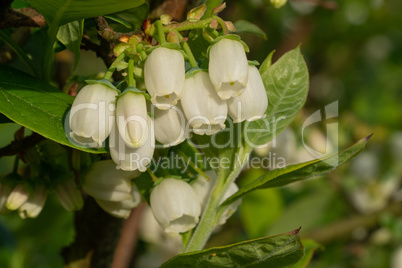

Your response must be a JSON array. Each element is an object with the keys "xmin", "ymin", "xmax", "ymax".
[{"xmin": 1, "ymin": 0, "xmax": 402, "ymax": 267}]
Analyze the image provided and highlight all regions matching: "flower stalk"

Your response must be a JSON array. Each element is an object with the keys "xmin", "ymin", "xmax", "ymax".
[
  {"xmin": 174, "ymin": 30, "xmax": 198, "ymax": 68},
  {"xmin": 104, "ymin": 53, "xmax": 125, "ymax": 81}
]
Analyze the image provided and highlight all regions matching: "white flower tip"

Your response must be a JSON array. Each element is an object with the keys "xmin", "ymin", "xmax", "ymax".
[
  {"xmin": 152, "ymin": 94, "xmax": 179, "ymax": 110},
  {"xmin": 164, "ymin": 214, "xmax": 198, "ymax": 234},
  {"xmin": 162, "ymin": 137, "xmax": 186, "ymax": 148},
  {"xmin": 216, "ymin": 82, "xmax": 246, "ymax": 100},
  {"xmin": 193, "ymin": 123, "xmax": 226, "ymax": 136}
]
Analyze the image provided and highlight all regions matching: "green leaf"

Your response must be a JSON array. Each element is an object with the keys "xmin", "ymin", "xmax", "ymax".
[
  {"xmin": 259, "ymin": 50, "xmax": 274, "ymax": 76},
  {"xmin": 0, "ymin": 65, "xmax": 107, "ymax": 154},
  {"xmin": 234, "ymin": 20, "xmax": 267, "ymax": 39},
  {"xmin": 291, "ymin": 239, "xmax": 323, "ymax": 268},
  {"xmin": 221, "ymin": 135, "xmax": 371, "ymax": 208},
  {"xmin": 161, "ymin": 229, "xmax": 304, "ymax": 268},
  {"xmin": 25, "ymin": 0, "xmax": 145, "ymax": 26},
  {"xmin": 104, "ymin": 3, "xmax": 149, "ymax": 33},
  {"xmin": 56, "ymin": 20, "xmax": 83, "ymax": 69},
  {"xmin": 246, "ymin": 46, "xmax": 309, "ymax": 147}
]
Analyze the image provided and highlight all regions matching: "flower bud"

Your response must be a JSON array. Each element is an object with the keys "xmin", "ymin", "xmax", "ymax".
[
  {"xmin": 181, "ymin": 71, "xmax": 227, "ymax": 135},
  {"xmin": 82, "ymin": 160, "xmax": 139, "ymax": 202},
  {"xmin": 95, "ymin": 184, "xmax": 142, "ymax": 218},
  {"xmin": 6, "ymin": 184, "xmax": 30, "ymax": 210},
  {"xmin": 116, "ymin": 91, "xmax": 148, "ymax": 148},
  {"xmin": 69, "ymin": 83, "xmax": 118, "ymax": 147},
  {"xmin": 18, "ymin": 184, "xmax": 47, "ymax": 219},
  {"xmin": 54, "ymin": 178, "xmax": 83, "ymax": 212},
  {"xmin": 154, "ymin": 103, "xmax": 188, "ymax": 147},
  {"xmin": 144, "ymin": 47, "xmax": 185, "ymax": 109},
  {"xmin": 110, "ymin": 116, "xmax": 155, "ymax": 172},
  {"xmin": 150, "ymin": 178, "xmax": 201, "ymax": 233},
  {"xmin": 228, "ymin": 65, "xmax": 268, "ymax": 123},
  {"xmin": 209, "ymin": 38, "xmax": 249, "ymax": 100},
  {"xmin": 270, "ymin": 0, "xmax": 287, "ymax": 8},
  {"xmin": 0, "ymin": 183, "xmax": 13, "ymax": 214}
]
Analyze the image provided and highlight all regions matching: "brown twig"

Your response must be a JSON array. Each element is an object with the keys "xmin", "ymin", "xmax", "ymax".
[
  {"xmin": 305, "ymin": 201, "xmax": 402, "ymax": 244},
  {"xmin": 94, "ymin": 16, "xmax": 142, "ymax": 42},
  {"xmin": 112, "ymin": 204, "xmax": 146, "ymax": 268},
  {"xmin": 0, "ymin": 8, "xmax": 46, "ymax": 29},
  {"xmin": 0, "ymin": 132, "xmax": 43, "ymax": 158}
]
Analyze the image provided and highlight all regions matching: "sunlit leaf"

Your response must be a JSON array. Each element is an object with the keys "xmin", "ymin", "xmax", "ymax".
[
  {"xmin": 161, "ymin": 229, "xmax": 304, "ymax": 268},
  {"xmin": 0, "ymin": 65, "xmax": 107, "ymax": 154}
]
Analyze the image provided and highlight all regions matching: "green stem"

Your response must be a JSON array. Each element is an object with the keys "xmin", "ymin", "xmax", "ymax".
[
  {"xmin": 173, "ymin": 30, "xmax": 198, "ymax": 68},
  {"xmin": 0, "ymin": 30, "xmax": 38, "ymax": 77},
  {"xmin": 13, "ymin": 156, "xmax": 19, "ymax": 174},
  {"xmin": 162, "ymin": 17, "xmax": 214, "ymax": 33},
  {"xmin": 42, "ymin": 24, "xmax": 59, "ymax": 82},
  {"xmin": 183, "ymin": 147, "xmax": 251, "ymax": 252},
  {"xmin": 178, "ymin": 152, "xmax": 210, "ymax": 181},
  {"xmin": 213, "ymin": 16, "xmax": 229, "ymax": 35},
  {"xmin": 103, "ymin": 53, "xmax": 125, "ymax": 81},
  {"xmin": 127, "ymin": 58, "xmax": 136, "ymax": 87},
  {"xmin": 147, "ymin": 168, "xmax": 158, "ymax": 182},
  {"xmin": 155, "ymin": 20, "xmax": 166, "ymax": 44}
]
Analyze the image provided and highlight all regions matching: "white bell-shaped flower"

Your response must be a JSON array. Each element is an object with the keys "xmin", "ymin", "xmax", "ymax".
[
  {"xmin": 69, "ymin": 83, "xmax": 118, "ymax": 147},
  {"xmin": 153, "ymin": 103, "xmax": 188, "ymax": 147},
  {"xmin": 116, "ymin": 91, "xmax": 148, "ymax": 148},
  {"xmin": 0, "ymin": 183, "xmax": 13, "ymax": 214},
  {"xmin": 6, "ymin": 184, "xmax": 29, "ymax": 210},
  {"xmin": 191, "ymin": 170, "xmax": 217, "ymax": 209},
  {"xmin": 228, "ymin": 65, "xmax": 268, "ymax": 123},
  {"xmin": 150, "ymin": 178, "xmax": 201, "ymax": 233},
  {"xmin": 144, "ymin": 47, "xmax": 185, "ymax": 109},
  {"xmin": 139, "ymin": 205, "xmax": 183, "ymax": 253},
  {"xmin": 191, "ymin": 171, "xmax": 241, "ymax": 225},
  {"xmin": 110, "ymin": 116, "xmax": 155, "ymax": 172},
  {"xmin": 218, "ymin": 182, "xmax": 241, "ymax": 225},
  {"xmin": 209, "ymin": 38, "xmax": 249, "ymax": 100},
  {"xmin": 82, "ymin": 160, "xmax": 139, "ymax": 202},
  {"xmin": 181, "ymin": 71, "xmax": 227, "ymax": 135},
  {"xmin": 18, "ymin": 184, "xmax": 47, "ymax": 219},
  {"xmin": 54, "ymin": 178, "xmax": 83, "ymax": 212},
  {"xmin": 95, "ymin": 184, "xmax": 142, "ymax": 219}
]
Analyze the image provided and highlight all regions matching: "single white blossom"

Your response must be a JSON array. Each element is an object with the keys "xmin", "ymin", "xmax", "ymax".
[
  {"xmin": 6, "ymin": 184, "xmax": 29, "ymax": 210},
  {"xmin": 69, "ymin": 83, "xmax": 118, "ymax": 147},
  {"xmin": 150, "ymin": 178, "xmax": 201, "ymax": 233},
  {"xmin": 110, "ymin": 116, "xmax": 155, "ymax": 172},
  {"xmin": 95, "ymin": 184, "xmax": 142, "ymax": 219},
  {"xmin": 18, "ymin": 184, "xmax": 47, "ymax": 219},
  {"xmin": 209, "ymin": 38, "xmax": 249, "ymax": 100},
  {"xmin": 139, "ymin": 205, "xmax": 183, "ymax": 250},
  {"xmin": 153, "ymin": 103, "xmax": 188, "ymax": 147},
  {"xmin": 116, "ymin": 91, "xmax": 148, "ymax": 148},
  {"xmin": 181, "ymin": 71, "xmax": 227, "ymax": 135},
  {"xmin": 54, "ymin": 178, "xmax": 83, "ymax": 212},
  {"xmin": 228, "ymin": 65, "xmax": 268, "ymax": 123},
  {"xmin": 0, "ymin": 183, "xmax": 13, "ymax": 214},
  {"xmin": 144, "ymin": 47, "xmax": 185, "ymax": 109},
  {"xmin": 82, "ymin": 160, "xmax": 139, "ymax": 202}
]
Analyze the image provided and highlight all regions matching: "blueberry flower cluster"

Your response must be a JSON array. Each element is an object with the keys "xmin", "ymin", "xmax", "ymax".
[{"xmin": 65, "ymin": 3, "xmax": 264, "ymax": 220}]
